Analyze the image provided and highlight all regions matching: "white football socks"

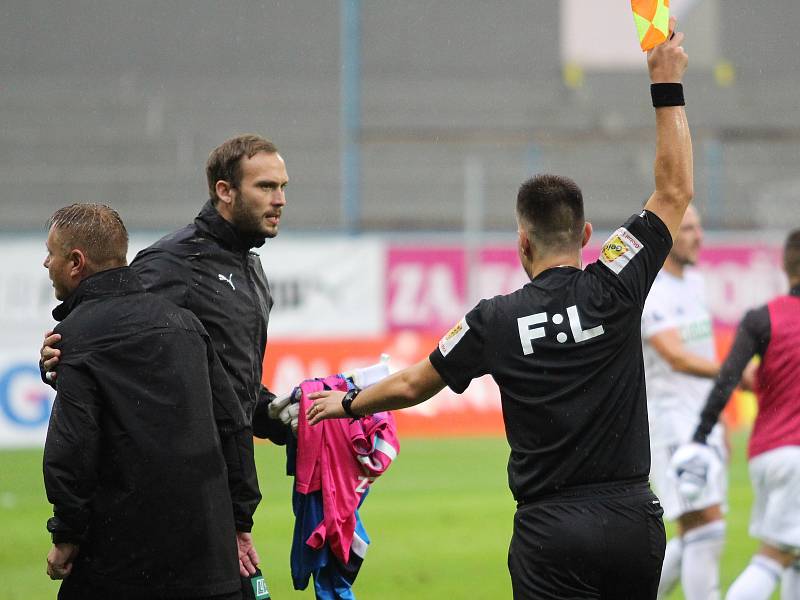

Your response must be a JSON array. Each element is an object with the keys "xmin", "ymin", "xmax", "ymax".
[
  {"xmin": 682, "ymin": 520, "xmax": 726, "ymax": 600},
  {"xmin": 726, "ymin": 555, "xmax": 783, "ymax": 600},
  {"xmin": 658, "ymin": 537, "xmax": 683, "ymax": 599},
  {"xmin": 781, "ymin": 559, "xmax": 800, "ymax": 600}
]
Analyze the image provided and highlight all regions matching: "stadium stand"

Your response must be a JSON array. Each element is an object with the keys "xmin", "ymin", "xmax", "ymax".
[{"xmin": 1, "ymin": 0, "xmax": 798, "ymax": 231}]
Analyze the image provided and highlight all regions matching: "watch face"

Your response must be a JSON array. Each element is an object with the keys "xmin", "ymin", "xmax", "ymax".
[
  {"xmin": 342, "ymin": 398, "xmax": 354, "ymax": 416},
  {"xmin": 342, "ymin": 390, "xmax": 357, "ymax": 417}
]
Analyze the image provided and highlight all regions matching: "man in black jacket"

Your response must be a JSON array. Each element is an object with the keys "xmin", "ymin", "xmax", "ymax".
[
  {"xmin": 132, "ymin": 135, "xmax": 287, "ymax": 430},
  {"xmin": 43, "ymin": 204, "xmax": 256, "ymax": 599},
  {"xmin": 41, "ymin": 135, "xmax": 291, "ymax": 573}
]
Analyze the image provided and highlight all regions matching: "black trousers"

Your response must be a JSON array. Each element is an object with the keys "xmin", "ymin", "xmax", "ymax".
[
  {"xmin": 57, "ymin": 562, "xmax": 242, "ymax": 600},
  {"xmin": 59, "ymin": 582, "xmax": 241, "ymax": 600},
  {"xmin": 508, "ymin": 482, "xmax": 666, "ymax": 600}
]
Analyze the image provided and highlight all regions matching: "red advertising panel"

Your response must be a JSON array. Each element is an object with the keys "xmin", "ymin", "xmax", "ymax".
[
  {"xmin": 262, "ymin": 332, "xmax": 505, "ymax": 437},
  {"xmin": 267, "ymin": 239, "xmax": 784, "ymax": 437}
]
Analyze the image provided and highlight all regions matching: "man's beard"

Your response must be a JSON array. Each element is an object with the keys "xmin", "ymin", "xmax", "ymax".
[
  {"xmin": 231, "ymin": 197, "xmax": 274, "ymax": 238},
  {"xmin": 674, "ymin": 249, "xmax": 697, "ymax": 267}
]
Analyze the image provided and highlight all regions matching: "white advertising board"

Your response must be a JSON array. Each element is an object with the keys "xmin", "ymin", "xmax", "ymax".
[
  {"xmin": 260, "ymin": 236, "xmax": 385, "ymax": 339},
  {"xmin": 0, "ymin": 234, "xmax": 385, "ymax": 447},
  {"xmin": 0, "ymin": 238, "xmax": 60, "ymax": 447}
]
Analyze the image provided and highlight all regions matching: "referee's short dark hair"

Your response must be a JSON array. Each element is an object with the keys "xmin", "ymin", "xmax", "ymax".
[
  {"xmin": 516, "ymin": 174, "xmax": 585, "ymax": 251},
  {"xmin": 206, "ymin": 134, "xmax": 279, "ymax": 204},
  {"xmin": 48, "ymin": 203, "xmax": 128, "ymax": 269},
  {"xmin": 784, "ymin": 229, "xmax": 800, "ymax": 280}
]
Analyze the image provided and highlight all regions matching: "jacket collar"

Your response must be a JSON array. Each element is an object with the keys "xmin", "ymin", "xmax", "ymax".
[
  {"xmin": 52, "ymin": 267, "xmax": 145, "ymax": 321},
  {"xmin": 194, "ymin": 200, "xmax": 266, "ymax": 253}
]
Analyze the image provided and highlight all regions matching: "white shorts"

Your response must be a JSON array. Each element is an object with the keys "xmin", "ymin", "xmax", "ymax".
[
  {"xmin": 749, "ymin": 446, "xmax": 800, "ymax": 552},
  {"xmin": 650, "ymin": 429, "xmax": 728, "ymax": 521}
]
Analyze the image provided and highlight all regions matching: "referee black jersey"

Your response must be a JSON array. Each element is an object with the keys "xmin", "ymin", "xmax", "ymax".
[{"xmin": 430, "ymin": 210, "xmax": 672, "ymax": 503}]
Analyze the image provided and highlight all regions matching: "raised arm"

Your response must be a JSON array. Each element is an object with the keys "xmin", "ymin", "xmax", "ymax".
[{"xmin": 642, "ymin": 17, "xmax": 693, "ymax": 242}]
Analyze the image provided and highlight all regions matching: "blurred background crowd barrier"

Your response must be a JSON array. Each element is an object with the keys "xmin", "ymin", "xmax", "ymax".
[{"xmin": 0, "ymin": 234, "xmax": 785, "ymax": 446}]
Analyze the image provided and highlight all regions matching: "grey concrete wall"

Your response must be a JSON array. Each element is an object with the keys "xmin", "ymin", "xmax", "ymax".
[{"xmin": 1, "ymin": 1, "xmax": 798, "ymax": 232}]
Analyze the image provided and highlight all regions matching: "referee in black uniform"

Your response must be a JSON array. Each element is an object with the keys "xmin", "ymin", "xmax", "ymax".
[{"xmin": 307, "ymin": 18, "xmax": 693, "ymax": 599}]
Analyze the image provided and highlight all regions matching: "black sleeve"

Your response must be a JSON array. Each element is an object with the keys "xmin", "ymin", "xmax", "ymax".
[
  {"xmin": 130, "ymin": 248, "xmax": 191, "ymax": 308},
  {"xmin": 43, "ymin": 365, "xmax": 102, "ymax": 544},
  {"xmin": 693, "ymin": 307, "xmax": 771, "ymax": 444},
  {"xmin": 593, "ymin": 210, "xmax": 673, "ymax": 308},
  {"xmin": 428, "ymin": 301, "xmax": 490, "ymax": 394},
  {"xmin": 205, "ymin": 335, "xmax": 262, "ymax": 532},
  {"xmin": 252, "ymin": 385, "xmax": 289, "ymax": 445}
]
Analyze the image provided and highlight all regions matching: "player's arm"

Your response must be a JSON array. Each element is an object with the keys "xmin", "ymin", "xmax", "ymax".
[
  {"xmin": 647, "ymin": 328, "xmax": 720, "ymax": 378},
  {"xmin": 306, "ymin": 358, "xmax": 446, "ymax": 424},
  {"xmin": 693, "ymin": 308, "xmax": 768, "ymax": 444},
  {"xmin": 642, "ymin": 17, "xmax": 693, "ymax": 242},
  {"xmin": 739, "ymin": 358, "xmax": 759, "ymax": 391},
  {"xmin": 671, "ymin": 309, "xmax": 766, "ymax": 496}
]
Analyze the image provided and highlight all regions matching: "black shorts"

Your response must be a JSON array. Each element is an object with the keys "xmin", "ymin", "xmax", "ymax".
[{"xmin": 508, "ymin": 481, "xmax": 665, "ymax": 600}]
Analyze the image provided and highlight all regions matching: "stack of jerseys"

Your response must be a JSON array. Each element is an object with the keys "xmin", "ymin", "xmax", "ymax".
[{"xmin": 287, "ymin": 375, "xmax": 399, "ymax": 600}]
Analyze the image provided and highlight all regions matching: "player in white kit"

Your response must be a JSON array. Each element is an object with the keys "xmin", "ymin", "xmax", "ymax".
[{"xmin": 642, "ymin": 205, "xmax": 726, "ymax": 600}]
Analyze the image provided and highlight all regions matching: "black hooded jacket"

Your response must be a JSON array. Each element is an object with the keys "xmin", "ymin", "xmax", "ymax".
[
  {"xmin": 131, "ymin": 201, "xmax": 287, "ymax": 443},
  {"xmin": 43, "ymin": 267, "xmax": 257, "ymax": 597}
]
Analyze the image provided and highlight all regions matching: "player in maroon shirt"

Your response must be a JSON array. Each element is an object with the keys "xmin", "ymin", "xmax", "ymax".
[{"xmin": 673, "ymin": 229, "xmax": 800, "ymax": 599}]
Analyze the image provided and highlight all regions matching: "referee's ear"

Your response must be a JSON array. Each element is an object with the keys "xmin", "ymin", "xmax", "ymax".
[
  {"xmin": 518, "ymin": 227, "xmax": 532, "ymax": 260},
  {"xmin": 581, "ymin": 222, "xmax": 593, "ymax": 248}
]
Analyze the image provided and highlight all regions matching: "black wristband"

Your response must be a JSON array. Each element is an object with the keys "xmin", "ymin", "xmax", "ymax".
[
  {"xmin": 651, "ymin": 83, "xmax": 685, "ymax": 107},
  {"xmin": 692, "ymin": 429, "xmax": 709, "ymax": 445},
  {"xmin": 341, "ymin": 387, "xmax": 361, "ymax": 418}
]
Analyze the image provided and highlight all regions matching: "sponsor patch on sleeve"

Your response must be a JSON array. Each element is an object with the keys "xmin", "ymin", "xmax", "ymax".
[
  {"xmin": 438, "ymin": 317, "xmax": 470, "ymax": 357},
  {"xmin": 599, "ymin": 227, "xmax": 644, "ymax": 274}
]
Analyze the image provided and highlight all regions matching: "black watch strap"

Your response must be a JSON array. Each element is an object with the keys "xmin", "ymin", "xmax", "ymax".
[{"xmin": 341, "ymin": 387, "xmax": 361, "ymax": 418}]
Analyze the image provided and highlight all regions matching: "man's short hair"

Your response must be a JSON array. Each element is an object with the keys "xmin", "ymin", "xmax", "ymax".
[
  {"xmin": 206, "ymin": 134, "xmax": 279, "ymax": 204},
  {"xmin": 516, "ymin": 174, "xmax": 585, "ymax": 252},
  {"xmin": 784, "ymin": 229, "xmax": 800, "ymax": 280},
  {"xmin": 48, "ymin": 204, "xmax": 128, "ymax": 268}
]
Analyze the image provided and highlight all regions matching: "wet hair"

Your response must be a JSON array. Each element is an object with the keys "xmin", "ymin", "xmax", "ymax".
[
  {"xmin": 47, "ymin": 204, "xmax": 128, "ymax": 268},
  {"xmin": 516, "ymin": 174, "xmax": 585, "ymax": 253},
  {"xmin": 206, "ymin": 134, "xmax": 279, "ymax": 204},
  {"xmin": 784, "ymin": 229, "xmax": 800, "ymax": 281}
]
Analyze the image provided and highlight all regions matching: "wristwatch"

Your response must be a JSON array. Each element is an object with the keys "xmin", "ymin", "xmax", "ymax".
[{"xmin": 341, "ymin": 387, "xmax": 361, "ymax": 418}]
